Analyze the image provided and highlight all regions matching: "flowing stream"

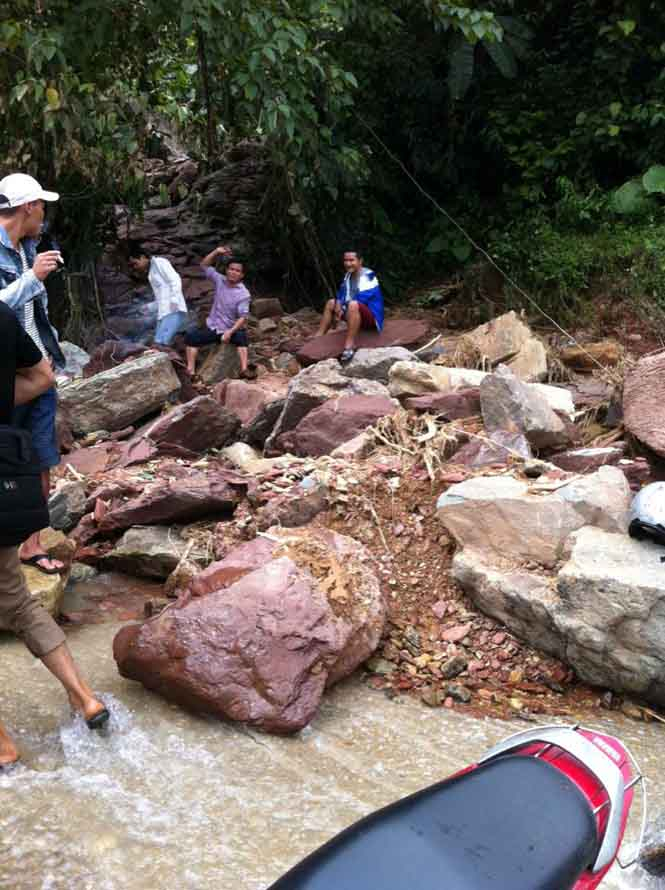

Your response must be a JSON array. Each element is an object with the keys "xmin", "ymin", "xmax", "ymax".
[{"xmin": 1, "ymin": 612, "xmax": 664, "ymax": 889}]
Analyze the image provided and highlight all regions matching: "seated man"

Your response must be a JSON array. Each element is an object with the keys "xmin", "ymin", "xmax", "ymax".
[
  {"xmin": 317, "ymin": 249, "xmax": 385, "ymax": 363},
  {"xmin": 184, "ymin": 245, "xmax": 255, "ymax": 379},
  {"xmin": 128, "ymin": 246, "xmax": 188, "ymax": 346}
]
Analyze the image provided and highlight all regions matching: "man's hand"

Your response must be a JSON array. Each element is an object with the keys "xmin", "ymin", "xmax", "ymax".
[
  {"xmin": 221, "ymin": 330, "xmax": 232, "ymax": 343},
  {"xmin": 32, "ymin": 251, "xmax": 62, "ymax": 282},
  {"xmin": 217, "ymin": 245, "xmax": 232, "ymax": 257}
]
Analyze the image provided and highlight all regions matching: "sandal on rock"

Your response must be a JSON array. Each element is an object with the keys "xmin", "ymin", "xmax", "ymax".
[
  {"xmin": 86, "ymin": 707, "xmax": 110, "ymax": 731},
  {"xmin": 339, "ymin": 348, "xmax": 355, "ymax": 364},
  {"xmin": 20, "ymin": 554, "xmax": 62, "ymax": 575}
]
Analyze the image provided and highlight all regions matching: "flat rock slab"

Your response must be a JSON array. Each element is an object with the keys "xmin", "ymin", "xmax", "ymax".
[
  {"xmin": 60, "ymin": 352, "xmax": 181, "ymax": 434},
  {"xmin": 296, "ymin": 319, "xmax": 429, "ymax": 366},
  {"xmin": 102, "ymin": 526, "xmax": 191, "ymax": 579}
]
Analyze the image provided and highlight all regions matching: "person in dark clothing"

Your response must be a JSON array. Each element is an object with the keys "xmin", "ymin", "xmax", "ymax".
[
  {"xmin": 0, "ymin": 303, "xmax": 109, "ymax": 769},
  {"xmin": 0, "ymin": 173, "xmax": 66, "ymax": 574}
]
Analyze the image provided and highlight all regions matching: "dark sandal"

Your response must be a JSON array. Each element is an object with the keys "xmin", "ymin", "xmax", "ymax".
[
  {"xmin": 86, "ymin": 708, "xmax": 110, "ymax": 731},
  {"xmin": 339, "ymin": 348, "xmax": 355, "ymax": 364},
  {"xmin": 20, "ymin": 554, "xmax": 62, "ymax": 575}
]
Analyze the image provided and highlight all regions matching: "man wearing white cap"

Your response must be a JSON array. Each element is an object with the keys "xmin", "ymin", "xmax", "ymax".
[{"xmin": 0, "ymin": 173, "xmax": 66, "ymax": 574}]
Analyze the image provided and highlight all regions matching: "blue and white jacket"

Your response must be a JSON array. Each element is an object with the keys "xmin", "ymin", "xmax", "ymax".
[
  {"xmin": 0, "ymin": 225, "xmax": 64, "ymax": 368},
  {"xmin": 336, "ymin": 267, "xmax": 384, "ymax": 332}
]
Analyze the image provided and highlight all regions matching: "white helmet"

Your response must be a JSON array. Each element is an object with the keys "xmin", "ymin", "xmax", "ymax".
[{"xmin": 628, "ymin": 482, "xmax": 665, "ymax": 545}]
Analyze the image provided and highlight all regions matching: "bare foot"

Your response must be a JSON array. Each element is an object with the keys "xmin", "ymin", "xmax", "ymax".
[{"xmin": 0, "ymin": 722, "xmax": 19, "ymax": 767}]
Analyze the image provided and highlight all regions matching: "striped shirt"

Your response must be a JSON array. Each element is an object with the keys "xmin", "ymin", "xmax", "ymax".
[{"xmin": 18, "ymin": 244, "xmax": 47, "ymax": 358}]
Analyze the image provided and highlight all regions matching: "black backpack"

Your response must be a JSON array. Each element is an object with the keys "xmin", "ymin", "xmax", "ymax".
[{"xmin": 0, "ymin": 423, "xmax": 49, "ymax": 547}]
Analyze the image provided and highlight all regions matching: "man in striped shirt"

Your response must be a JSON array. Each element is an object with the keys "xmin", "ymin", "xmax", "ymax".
[{"xmin": 0, "ymin": 173, "xmax": 65, "ymax": 574}]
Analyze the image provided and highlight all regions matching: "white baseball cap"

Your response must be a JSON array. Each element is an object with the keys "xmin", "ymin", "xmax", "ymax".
[{"xmin": 0, "ymin": 173, "xmax": 59, "ymax": 209}]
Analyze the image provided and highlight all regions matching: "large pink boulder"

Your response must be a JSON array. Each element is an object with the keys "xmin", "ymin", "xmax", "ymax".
[
  {"xmin": 113, "ymin": 528, "xmax": 386, "ymax": 734},
  {"xmin": 278, "ymin": 394, "xmax": 397, "ymax": 456},
  {"xmin": 296, "ymin": 319, "xmax": 430, "ymax": 366},
  {"xmin": 624, "ymin": 352, "xmax": 665, "ymax": 457}
]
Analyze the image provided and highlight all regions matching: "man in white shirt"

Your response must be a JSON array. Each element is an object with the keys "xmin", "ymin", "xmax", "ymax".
[{"xmin": 128, "ymin": 248, "xmax": 188, "ymax": 346}]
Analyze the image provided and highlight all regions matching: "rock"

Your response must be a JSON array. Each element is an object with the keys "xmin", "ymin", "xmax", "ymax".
[
  {"xmin": 121, "ymin": 396, "xmax": 239, "ymax": 465},
  {"xmin": 551, "ymin": 445, "xmax": 626, "ymax": 474},
  {"xmin": 437, "ymin": 465, "xmax": 631, "ymax": 568},
  {"xmin": 68, "ymin": 562, "xmax": 98, "ymax": 584},
  {"xmin": 252, "ymin": 297, "xmax": 284, "ymax": 319},
  {"xmin": 98, "ymin": 472, "xmax": 242, "ymax": 532},
  {"xmin": 366, "ymin": 656, "xmax": 397, "ymax": 675},
  {"xmin": 405, "ymin": 388, "xmax": 481, "ymax": 418},
  {"xmin": 446, "ymin": 683, "xmax": 472, "ymax": 703},
  {"xmin": 448, "ymin": 430, "xmax": 531, "ymax": 468},
  {"xmin": 464, "ymin": 311, "xmax": 548, "ymax": 381},
  {"xmin": 221, "ymin": 442, "xmax": 289, "ymax": 475},
  {"xmin": 256, "ymin": 486, "xmax": 329, "ymax": 530},
  {"xmin": 560, "ymin": 340, "xmax": 623, "ymax": 371},
  {"xmin": 640, "ymin": 810, "xmax": 665, "ymax": 876},
  {"xmin": 440, "ymin": 654, "xmax": 468, "ymax": 679},
  {"xmin": 241, "ymin": 398, "xmax": 286, "ymax": 447},
  {"xmin": 389, "ymin": 362, "xmax": 471, "ymax": 399},
  {"xmin": 113, "ymin": 527, "xmax": 386, "ymax": 733},
  {"xmin": 555, "ymin": 527, "xmax": 665, "ymax": 704},
  {"xmin": 340, "ymin": 347, "xmax": 417, "ymax": 383},
  {"xmin": 331, "ymin": 431, "xmax": 371, "ymax": 460},
  {"xmin": 618, "ymin": 457, "xmax": 654, "ymax": 491},
  {"xmin": 102, "ymin": 526, "xmax": 190, "ymax": 579},
  {"xmin": 278, "ymin": 395, "xmax": 399, "ymax": 457},
  {"xmin": 18, "ymin": 567, "xmax": 66, "ymax": 618},
  {"xmin": 258, "ymin": 318, "xmax": 278, "ymax": 335},
  {"xmin": 624, "ymin": 351, "xmax": 665, "ymax": 457},
  {"xmin": 59, "ymin": 341, "xmax": 91, "ymax": 379},
  {"xmin": 264, "ymin": 360, "xmax": 391, "ymax": 454},
  {"xmin": 215, "ymin": 377, "xmax": 288, "ymax": 427},
  {"xmin": 48, "ymin": 481, "xmax": 87, "ymax": 533},
  {"xmin": 296, "ymin": 319, "xmax": 430, "ymax": 366},
  {"xmin": 273, "ymin": 352, "xmax": 300, "ymax": 375},
  {"xmin": 441, "ymin": 623, "xmax": 472, "ymax": 643},
  {"xmin": 199, "ymin": 343, "xmax": 241, "ymax": 385},
  {"xmin": 480, "ymin": 365, "xmax": 570, "ymax": 449},
  {"xmin": 451, "ymin": 552, "xmax": 566, "ymax": 656},
  {"xmin": 59, "ymin": 352, "xmax": 181, "ymax": 434}
]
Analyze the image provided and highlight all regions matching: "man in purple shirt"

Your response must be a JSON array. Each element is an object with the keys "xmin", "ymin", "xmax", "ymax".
[{"xmin": 184, "ymin": 245, "xmax": 254, "ymax": 379}]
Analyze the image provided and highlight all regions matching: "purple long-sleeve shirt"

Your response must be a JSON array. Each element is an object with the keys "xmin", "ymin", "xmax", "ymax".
[{"xmin": 204, "ymin": 266, "xmax": 251, "ymax": 333}]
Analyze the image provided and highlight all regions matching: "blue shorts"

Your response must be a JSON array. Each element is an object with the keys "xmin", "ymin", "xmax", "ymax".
[
  {"xmin": 154, "ymin": 310, "xmax": 188, "ymax": 346},
  {"xmin": 12, "ymin": 386, "xmax": 60, "ymax": 471}
]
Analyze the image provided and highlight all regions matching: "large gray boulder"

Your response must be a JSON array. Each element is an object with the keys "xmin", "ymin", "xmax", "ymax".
[
  {"xmin": 59, "ymin": 352, "xmax": 181, "ymax": 434},
  {"xmin": 439, "ymin": 464, "xmax": 665, "ymax": 705},
  {"xmin": 555, "ymin": 527, "xmax": 665, "ymax": 701},
  {"xmin": 437, "ymin": 465, "xmax": 630, "ymax": 568},
  {"xmin": 480, "ymin": 364, "xmax": 569, "ymax": 449}
]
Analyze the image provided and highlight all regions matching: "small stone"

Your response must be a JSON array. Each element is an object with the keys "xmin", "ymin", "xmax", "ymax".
[
  {"xmin": 440, "ymin": 654, "xmax": 468, "ymax": 680},
  {"xmin": 366, "ymin": 656, "xmax": 397, "ymax": 676},
  {"xmin": 421, "ymin": 687, "xmax": 444, "ymax": 707},
  {"xmin": 446, "ymin": 683, "xmax": 472, "ymax": 703},
  {"xmin": 441, "ymin": 623, "xmax": 472, "ymax": 643}
]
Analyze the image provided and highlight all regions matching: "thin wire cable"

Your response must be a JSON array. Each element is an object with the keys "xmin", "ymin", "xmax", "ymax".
[{"xmin": 358, "ymin": 117, "xmax": 622, "ymax": 385}]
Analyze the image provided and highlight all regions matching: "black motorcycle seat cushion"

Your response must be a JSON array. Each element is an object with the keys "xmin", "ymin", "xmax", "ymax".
[{"xmin": 269, "ymin": 755, "xmax": 599, "ymax": 890}]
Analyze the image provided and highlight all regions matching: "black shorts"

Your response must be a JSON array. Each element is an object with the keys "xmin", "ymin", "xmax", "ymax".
[{"xmin": 184, "ymin": 326, "xmax": 248, "ymax": 348}]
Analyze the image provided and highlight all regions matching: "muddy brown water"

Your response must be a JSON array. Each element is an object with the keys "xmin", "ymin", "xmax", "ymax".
[{"xmin": 1, "ymin": 574, "xmax": 663, "ymax": 890}]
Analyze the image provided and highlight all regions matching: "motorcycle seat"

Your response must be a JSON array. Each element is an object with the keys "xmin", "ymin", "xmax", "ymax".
[{"xmin": 269, "ymin": 754, "xmax": 599, "ymax": 890}]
